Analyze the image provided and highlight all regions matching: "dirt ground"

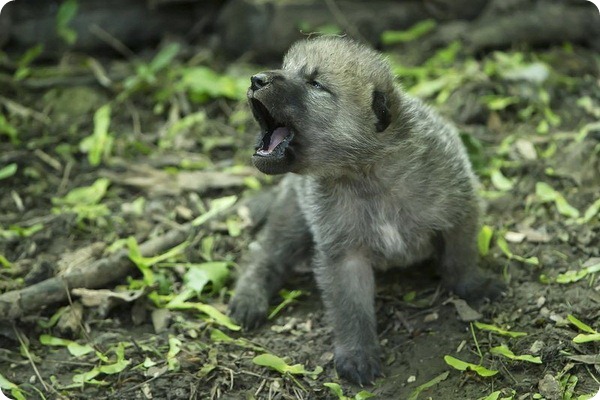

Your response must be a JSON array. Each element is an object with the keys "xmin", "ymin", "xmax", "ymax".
[{"xmin": 0, "ymin": 37, "xmax": 599, "ymax": 400}]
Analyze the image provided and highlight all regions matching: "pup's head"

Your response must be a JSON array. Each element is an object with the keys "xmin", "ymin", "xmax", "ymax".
[{"xmin": 248, "ymin": 36, "xmax": 402, "ymax": 176}]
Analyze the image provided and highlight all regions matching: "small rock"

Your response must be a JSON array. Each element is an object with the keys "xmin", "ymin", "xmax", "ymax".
[
  {"xmin": 142, "ymin": 382, "xmax": 153, "ymax": 399},
  {"xmin": 297, "ymin": 319, "xmax": 312, "ymax": 332},
  {"xmin": 424, "ymin": 312, "xmax": 439, "ymax": 323},
  {"xmin": 538, "ymin": 374, "xmax": 561, "ymax": 400},
  {"xmin": 515, "ymin": 138, "xmax": 538, "ymax": 160},
  {"xmin": 271, "ymin": 317, "xmax": 297, "ymax": 333},
  {"xmin": 146, "ymin": 365, "xmax": 168, "ymax": 379},
  {"xmin": 549, "ymin": 313, "xmax": 568, "ymax": 326},
  {"xmin": 151, "ymin": 308, "xmax": 171, "ymax": 333},
  {"xmin": 505, "ymin": 231, "xmax": 526, "ymax": 243},
  {"xmin": 407, "ymin": 375, "xmax": 416, "ymax": 383},
  {"xmin": 270, "ymin": 379, "xmax": 281, "ymax": 392},
  {"xmin": 175, "ymin": 205, "xmax": 193, "ymax": 220},
  {"xmin": 319, "ymin": 351, "xmax": 334, "ymax": 365},
  {"xmin": 131, "ymin": 298, "xmax": 148, "ymax": 326},
  {"xmin": 530, "ymin": 340, "xmax": 545, "ymax": 354},
  {"xmin": 536, "ymin": 296, "xmax": 546, "ymax": 308},
  {"xmin": 186, "ymin": 329, "xmax": 198, "ymax": 339}
]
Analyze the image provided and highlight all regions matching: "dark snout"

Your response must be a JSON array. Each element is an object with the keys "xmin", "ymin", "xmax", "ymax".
[
  {"xmin": 247, "ymin": 69, "xmax": 299, "ymax": 175},
  {"xmin": 250, "ymin": 73, "xmax": 271, "ymax": 91},
  {"xmin": 248, "ymin": 71, "xmax": 285, "ymax": 95}
]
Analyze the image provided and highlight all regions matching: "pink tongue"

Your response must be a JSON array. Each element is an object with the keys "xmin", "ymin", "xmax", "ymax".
[{"xmin": 266, "ymin": 127, "xmax": 289, "ymax": 152}]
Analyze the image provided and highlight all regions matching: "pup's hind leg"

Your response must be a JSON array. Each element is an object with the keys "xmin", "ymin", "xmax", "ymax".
[{"xmin": 436, "ymin": 217, "xmax": 505, "ymax": 301}]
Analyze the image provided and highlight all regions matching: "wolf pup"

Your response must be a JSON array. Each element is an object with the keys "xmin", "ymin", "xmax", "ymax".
[{"xmin": 229, "ymin": 37, "xmax": 504, "ymax": 385}]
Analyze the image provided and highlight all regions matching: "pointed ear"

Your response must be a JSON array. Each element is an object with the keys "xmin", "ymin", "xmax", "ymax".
[{"xmin": 372, "ymin": 90, "xmax": 391, "ymax": 132}]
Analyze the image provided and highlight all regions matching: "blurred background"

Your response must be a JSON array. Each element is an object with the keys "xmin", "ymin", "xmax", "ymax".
[
  {"xmin": 0, "ymin": 1, "xmax": 599, "ymax": 399},
  {"xmin": 2, "ymin": 0, "xmax": 600, "ymax": 60}
]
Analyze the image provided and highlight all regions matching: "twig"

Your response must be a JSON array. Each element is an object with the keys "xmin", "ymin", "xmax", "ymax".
[
  {"xmin": 23, "ymin": 75, "xmax": 99, "ymax": 89},
  {"xmin": 34, "ymin": 149, "xmax": 62, "ymax": 172},
  {"xmin": 86, "ymin": 57, "xmax": 113, "ymax": 88},
  {"xmin": 585, "ymin": 365, "xmax": 600, "ymax": 386},
  {"xmin": 324, "ymin": 0, "xmax": 368, "ymax": 43},
  {"xmin": 89, "ymin": 24, "xmax": 137, "ymax": 59},
  {"xmin": 125, "ymin": 100, "xmax": 142, "ymax": 136},
  {"xmin": 0, "ymin": 95, "xmax": 51, "ymax": 125},
  {"xmin": 0, "ymin": 226, "xmax": 189, "ymax": 319},
  {"xmin": 117, "ymin": 363, "xmax": 168, "ymax": 393},
  {"xmin": 469, "ymin": 322, "xmax": 483, "ymax": 364},
  {"xmin": 500, "ymin": 361, "xmax": 518, "ymax": 384},
  {"xmin": 58, "ymin": 160, "xmax": 73, "ymax": 195},
  {"xmin": 254, "ymin": 379, "xmax": 267, "ymax": 397},
  {"xmin": 13, "ymin": 326, "xmax": 50, "ymax": 391}
]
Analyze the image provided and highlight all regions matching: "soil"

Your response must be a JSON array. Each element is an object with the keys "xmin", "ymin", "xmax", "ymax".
[{"xmin": 0, "ymin": 40, "xmax": 599, "ymax": 400}]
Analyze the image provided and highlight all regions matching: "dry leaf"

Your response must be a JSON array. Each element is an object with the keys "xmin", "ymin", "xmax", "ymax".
[
  {"xmin": 103, "ymin": 164, "xmax": 256, "ymax": 196},
  {"xmin": 446, "ymin": 298, "xmax": 482, "ymax": 321},
  {"xmin": 56, "ymin": 303, "xmax": 84, "ymax": 336},
  {"xmin": 72, "ymin": 287, "xmax": 146, "ymax": 317}
]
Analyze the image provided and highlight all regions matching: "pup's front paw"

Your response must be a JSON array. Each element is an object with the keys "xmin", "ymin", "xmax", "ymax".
[
  {"xmin": 228, "ymin": 289, "xmax": 269, "ymax": 330},
  {"xmin": 335, "ymin": 347, "xmax": 383, "ymax": 386},
  {"xmin": 453, "ymin": 272, "xmax": 506, "ymax": 303}
]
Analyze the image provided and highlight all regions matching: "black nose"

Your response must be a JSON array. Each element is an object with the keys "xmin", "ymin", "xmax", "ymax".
[{"xmin": 250, "ymin": 73, "xmax": 271, "ymax": 91}]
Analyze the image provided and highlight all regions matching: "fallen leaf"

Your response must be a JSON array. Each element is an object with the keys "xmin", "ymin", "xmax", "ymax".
[
  {"xmin": 565, "ymin": 354, "xmax": 600, "ymax": 364},
  {"xmin": 490, "ymin": 345, "xmax": 542, "ymax": 363},
  {"xmin": 478, "ymin": 225, "xmax": 493, "ymax": 256},
  {"xmin": 474, "ymin": 322, "xmax": 527, "ymax": 337},
  {"xmin": 584, "ymin": 258, "xmax": 600, "ymax": 268},
  {"xmin": 490, "ymin": 169, "xmax": 514, "ymax": 191},
  {"xmin": 447, "ymin": 298, "xmax": 482, "ymax": 321},
  {"xmin": 444, "ymin": 355, "xmax": 498, "ymax": 377},
  {"xmin": 104, "ymin": 164, "xmax": 255, "ymax": 196},
  {"xmin": 253, "ymin": 353, "xmax": 322, "ymax": 379},
  {"xmin": 407, "ymin": 371, "xmax": 449, "ymax": 400},
  {"xmin": 72, "ymin": 288, "xmax": 146, "ymax": 317},
  {"xmin": 56, "ymin": 303, "xmax": 84, "ymax": 336}
]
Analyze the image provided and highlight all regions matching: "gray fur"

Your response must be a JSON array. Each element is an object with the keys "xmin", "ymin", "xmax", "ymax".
[{"xmin": 229, "ymin": 37, "xmax": 504, "ymax": 385}]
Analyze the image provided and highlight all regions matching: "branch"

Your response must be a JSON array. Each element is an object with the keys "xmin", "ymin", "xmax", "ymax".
[{"xmin": 0, "ymin": 226, "xmax": 189, "ymax": 320}]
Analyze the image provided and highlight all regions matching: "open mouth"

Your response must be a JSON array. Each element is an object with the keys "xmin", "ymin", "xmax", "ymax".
[{"xmin": 250, "ymin": 98, "xmax": 294, "ymax": 157}]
